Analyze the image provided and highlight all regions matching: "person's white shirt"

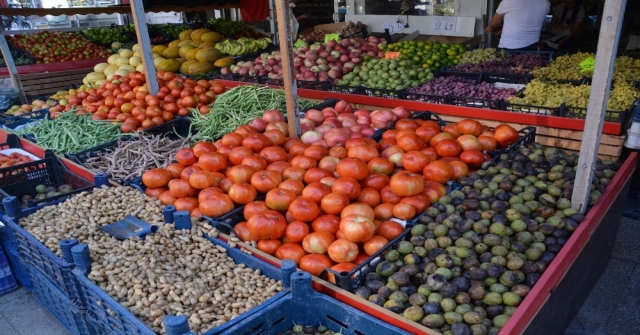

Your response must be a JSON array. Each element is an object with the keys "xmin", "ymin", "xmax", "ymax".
[{"xmin": 496, "ymin": 0, "xmax": 550, "ymax": 49}]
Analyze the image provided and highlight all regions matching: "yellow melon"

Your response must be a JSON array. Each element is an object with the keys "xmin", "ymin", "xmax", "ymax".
[
  {"xmin": 156, "ymin": 59, "xmax": 181, "ymax": 73},
  {"xmin": 213, "ymin": 57, "xmax": 234, "ymax": 67},
  {"xmin": 119, "ymin": 49, "xmax": 133, "ymax": 58},
  {"xmin": 179, "ymin": 29, "xmax": 194, "ymax": 41},
  {"xmin": 152, "ymin": 45, "xmax": 168, "ymax": 54},
  {"xmin": 136, "ymin": 64, "xmax": 145, "ymax": 71},
  {"xmin": 118, "ymin": 65, "xmax": 135, "ymax": 72},
  {"xmin": 191, "ymin": 28, "xmax": 212, "ymax": 42},
  {"xmin": 196, "ymin": 48, "xmax": 222, "ymax": 63},
  {"xmin": 179, "ymin": 60, "xmax": 198, "ymax": 75},
  {"xmin": 103, "ymin": 64, "xmax": 119, "ymax": 75},
  {"xmin": 153, "ymin": 57, "xmax": 165, "ymax": 66},
  {"xmin": 200, "ymin": 41, "xmax": 217, "ymax": 48},
  {"xmin": 85, "ymin": 72, "xmax": 106, "ymax": 84},
  {"xmin": 179, "ymin": 45, "xmax": 196, "ymax": 58},
  {"xmin": 132, "ymin": 44, "xmax": 140, "ymax": 52},
  {"xmin": 185, "ymin": 48, "xmax": 200, "ymax": 61},
  {"xmin": 152, "ymin": 53, "xmax": 163, "ymax": 59},
  {"xmin": 168, "ymin": 40, "xmax": 181, "ymax": 48},
  {"xmin": 176, "ymin": 58, "xmax": 187, "ymax": 64},
  {"xmin": 201, "ymin": 31, "xmax": 223, "ymax": 43},
  {"xmin": 94, "ymin": 62, "xmax": 109, "ymax": 73},
  {"xmin": 187, "ymin": 61, "xmax": 213, "ymax": 75},
  {"xmin": 129, "ymin": 56, "xmax": 142, "ymax": 67},
  {"xmin": 107, "ymin": 54, "xmax": 120, "ymax": 65},
  {"xmin": 114, "ymin": 68, "xmax": 130, "ymax": 77},
  {"xmin": 162, "ymin": 47, "xmax": 180, "ymax": 59},
  {"xmin": 189, "ymin": 40, "xmax": 202, "ymax": 48}
]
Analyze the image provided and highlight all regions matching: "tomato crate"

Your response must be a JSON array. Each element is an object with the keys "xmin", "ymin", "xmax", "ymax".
[
  {"xmin": 0, "ymin": 225, "xmax": 30, "ymax": 288},
  {"xmin": 486, "ymin": 126, "xmax": 537, "ymax": 158},
  {"xmin": 0, "ymin": 244, "xmax": 18, "ymax": 295},
  {"xmin": 560, "ymin": 103, "xmax": 629, "ymax": 124},
  {"xmin": 362, "ymin": 87, "xmax": 405, "ymax": 99},
  {"xmin": 207, "ymin": 271, "xmax": 412, "ymax": 335},
  {"xmin": 503, "ymin": 102, "xmax": 561, "ymax": 116},
  {"xmin": 72, "ymin": 215, "xmax": 294, "ymax": 335},
  {"xmin": 0, "ymin": 109, "xmax": 49, "ymax": 131},
  {"xmin": 26, "ymin": 264, "xmax": 93, "ymax": 335},
  {"xmin": 0, "ymin": 151, "xmax": 103, "ymax": 214}
]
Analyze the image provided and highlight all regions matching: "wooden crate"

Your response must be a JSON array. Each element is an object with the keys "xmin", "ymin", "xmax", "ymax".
[{"xmin": 17, "ymin": 69, "xmax": 91, "ymax": 98}]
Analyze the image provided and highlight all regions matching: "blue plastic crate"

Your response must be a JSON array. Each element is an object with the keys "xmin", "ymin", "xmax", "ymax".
[
  {"xmin": 26, "ymin": 264, "xmax": 93, "ymax": 335},
  {"xmin": 207, "ymin": 271, "xmax": 412, "ymax": 335},
  {"xmin": 0, "ymin": 243, "xmax": 18, "ymax": 295},
  {"xmin": 3, "ymin": 216, "xmax": 85, "ymax": 308},
  {"xmin": 0, "ymin": 225, "xmax": 30, "ymax": 288},
  {"xmin": 0, "ymin": 109, "xmax": 49, "ymax": 131},
  {"xmin": 73, "ymin": 225, "xmax": 291, "ymax": 335}
]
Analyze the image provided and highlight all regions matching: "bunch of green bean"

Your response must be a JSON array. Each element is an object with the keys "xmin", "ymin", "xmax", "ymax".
[
  {"xmin": 14, "ymin": 112, "xmax": 122, "ymax": 154},
  {"xmin": 189, "ymin": 85, "xmax": 316, "ymax": 141}
]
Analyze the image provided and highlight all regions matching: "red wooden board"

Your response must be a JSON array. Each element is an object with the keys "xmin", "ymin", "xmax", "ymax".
[{"xmin": 0, "ymin": 58, "xmax": 107, "ymax": 76}]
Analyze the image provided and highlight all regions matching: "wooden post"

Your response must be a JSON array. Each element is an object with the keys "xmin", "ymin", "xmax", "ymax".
[
  {"xmin": 129, "ymin": 0, "xmax": 160, "ymax": 96},
  {"xmin": 0, "ymin": 25, "xmax": 26, "ymax": 104},
  {"xmin": 275, "ymin": 0, "xmax": 300, "ymax": 138},
  {"xmin": 571, "ymin": 0, "xmax": 627, "ymax": 213}
]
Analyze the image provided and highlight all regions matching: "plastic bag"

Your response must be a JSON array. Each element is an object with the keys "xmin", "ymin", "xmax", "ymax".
[{"xmin": 0, "ymin": 79, "xmax": 21, "ymax": 113}]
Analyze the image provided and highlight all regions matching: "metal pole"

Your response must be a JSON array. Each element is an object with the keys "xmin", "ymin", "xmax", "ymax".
[
  {"xmin": 275, "ymin": 0, "xmax": 300, "ymax": 138},
  {"xmin": 571, "ymin": 0, "xmax": 627, "ymax": 213},
  {"xmin": 0, "ymin": 24, "xmax": 27, "ymax": 103},
  {"xmin": 128, "ymin": 0, "xmax": 159, "ymax": 95}
]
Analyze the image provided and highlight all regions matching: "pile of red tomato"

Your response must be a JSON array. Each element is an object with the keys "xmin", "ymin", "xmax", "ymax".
[
  {"xmin": 9, "ymin": 31, "xmax": 111, "ymax": 63},
  {"xmin": 378, "ymin": 117, "xmax": 521, "ymax": 184},
  {"xmin": 140, "ymin": 101, "xmax": 522, "ymax": 281},
  {"xmin": 49, "ymin": 71, "xmax": 226, "ymax": 133}
]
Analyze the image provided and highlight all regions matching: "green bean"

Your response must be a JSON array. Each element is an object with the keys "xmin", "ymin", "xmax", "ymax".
[
  {"xmin": 13, "ymin": 111, "xmax": 122, "ymax": 154},
  {"xmin": 189, "ymin": 85, "xmax": 316, "ymax": 141}
]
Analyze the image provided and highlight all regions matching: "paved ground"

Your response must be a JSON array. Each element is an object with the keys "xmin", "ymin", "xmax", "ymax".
[{"xmin": 1, "ymin": 205, "xmax": 640, "ymax": 335}]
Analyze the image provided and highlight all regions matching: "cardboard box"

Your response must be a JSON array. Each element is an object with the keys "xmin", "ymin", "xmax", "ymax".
[{"xmin": 314, "ymin": 22, "xmax": 345, "ymax": 32}]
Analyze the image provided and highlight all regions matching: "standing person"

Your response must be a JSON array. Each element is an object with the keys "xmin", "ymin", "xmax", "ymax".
[
  {"xmin": 485, "ymin": 0, "xmax": 551, "ymax": 51},
  {"xmin": 547, "ymin": 0, "xmax": 585, "ymax": 54},
  {"xmin": 286, "ymin": 0, "xmax": 309, "ymax": 40}
]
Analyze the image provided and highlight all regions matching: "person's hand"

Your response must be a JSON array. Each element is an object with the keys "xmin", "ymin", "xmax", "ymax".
[
  {"xmin": 484, "ymin": 25, "xmax": 494, "ymax": 34},
  {"xmin": 298, "ymin": 13, "xmax": 310, "ymax": 20}
]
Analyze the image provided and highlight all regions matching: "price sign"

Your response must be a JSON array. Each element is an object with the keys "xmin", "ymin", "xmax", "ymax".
[
  {"xmin": 324, "ymin": 33, "xmax": 340, "ymax": 43},
  {"xmin": 382, "ymin": 16, "xmax": 406, "ymax": 35},
  {"xmin": 431, "ymin": 16, "xmax": 457, "ymax": 33},
  {"xmin": 384, "ymin": 52, "xmax": 401, "ymax": 59},
  {"xmin": 579, "ymin": 56, "xmax": 596, "ymax": 73}
]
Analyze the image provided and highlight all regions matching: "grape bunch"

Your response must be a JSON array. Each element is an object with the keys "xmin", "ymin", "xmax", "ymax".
[
  {"xmin": 450, "ymin": 53, "xmax": 548, "ymax": 74},
  {"xmin": 406, "ymin": 76, "xmax": 518, "ymax": 100},
  {"xmin": 509, "ymin": 79, "xmax": 639, "ymax": 111},
  {"xmin": 458, "ymin": 48, "xmax": 504, "ymax": 64}
]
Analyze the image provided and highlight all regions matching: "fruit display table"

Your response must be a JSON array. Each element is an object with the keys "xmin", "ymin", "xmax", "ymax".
[{"xmin": 218, "ymin": 80, "xmax": 628, "ymax": 162}]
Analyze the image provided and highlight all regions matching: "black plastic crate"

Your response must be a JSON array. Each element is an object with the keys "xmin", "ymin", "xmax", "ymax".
[
  {"xmin": 402, "ymin": 91, "xmax": 450, "ymax": 104},
  {"xmin": 232, "ymin": 74, "xmax": 261, "ymax": 84},
  {"xmin": 328, "ymin": 84, "xmax": 364, "ymax": 95},
  {"xmin": 486, "ymin": 126, "xmax": 537, "ymax": 158},
  {"xmin": 483, "ymin": 73, "xmax": 532, "ymax": 85},
  {"xmin": 300, "ymin": 98, "xmax": 338, "ymax": 117},
  {"xmin": 0, "ymin": 109, "xmax": 49, "ymax": 130},
  {"xmin": 371, "ymin": 111, "xmax": 445, "ymax": 140},
  {"xmin": 362, "ymin": 87, "xmax": 405, "ymax": 99},
  {"xmin": 142, "ymin": 116, "xmax": 191, "ymax": 138},
  {"xmin": 504, "ymin": 102, "xmax": 561, "ymax": 116},
  {"xmin": 0, "ymin": 151, "xmax": 97, "ymax": 213},
  {"xmin": 449, "ymin": 95, "xmax": 504, "ymax": 110},
  {"xmin": 505, "ymin": 50, "xmax": 555, "ymax": 63},
  {"xmin": 560, "ymin": 104, "xmax": 629, "ymax": 123},
  {"xmin": 261, "ymin": 77, "xmax": 333, "ymax": 92},
  {"xmin": 435, "ymin": 70, "xmax": 483, "ymax": 82},
  {"xmin": 63, "ymin": 136, "xmax": 140, "ymax": 185},
  {"xmin": 340, "ymin": 26, "xmax": 369, "ymax": 39}
]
